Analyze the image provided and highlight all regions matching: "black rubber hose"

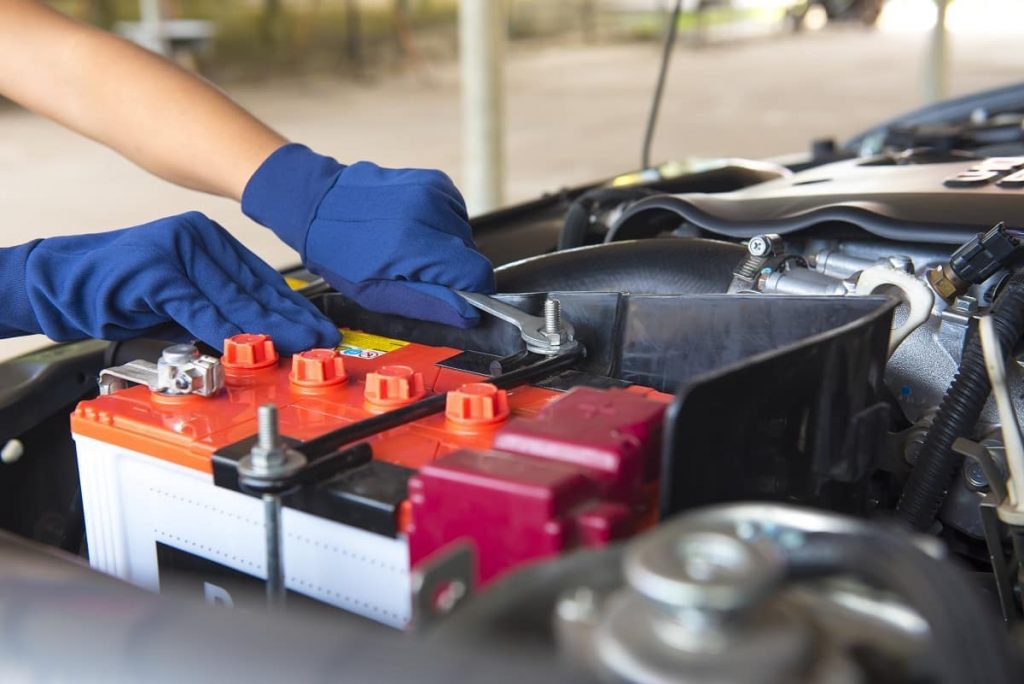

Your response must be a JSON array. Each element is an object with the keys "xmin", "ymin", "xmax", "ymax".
[
  {"xmin": 898, "ymin": 270, "xmax": 1024, "ymax": 530},
  {"xmin": 558, "ymin": 187, "xmax": 657, "ymax": 251},
  {"xmin": 495, "ymin": 238, "xmax": 745, "ymax": 295},
  {"xmin": 788, "ymin": 529, "xmax": 1019, "ymax": 684}
]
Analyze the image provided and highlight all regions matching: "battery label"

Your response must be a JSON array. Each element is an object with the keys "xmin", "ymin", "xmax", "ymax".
[
  {"xmin": 285, "ymin": 276, "xmax": 311, "ymax": 291},
  {"xmin": 337, "ymin": 328, "xmax": 410, "ymax": 359}
]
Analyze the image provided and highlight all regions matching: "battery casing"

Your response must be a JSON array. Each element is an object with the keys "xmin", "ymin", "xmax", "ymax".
[{"xmin": 72, "ymin": 331, "xmax": 669, "ymax": 627}]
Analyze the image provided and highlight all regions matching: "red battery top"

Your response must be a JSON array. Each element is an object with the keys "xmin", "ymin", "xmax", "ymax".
[{"xmin": 71, "ymin": 331, "xmax": 561, "ymax": 474}]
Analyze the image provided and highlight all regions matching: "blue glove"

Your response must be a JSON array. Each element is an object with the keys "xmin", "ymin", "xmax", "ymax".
[
  {"xmin": 241, "ymin": 143, "xmax": 495, "ymax": 328},
  {"xmin": 0, "ymin": 212, "xmax": 340, "ymax": 353}
]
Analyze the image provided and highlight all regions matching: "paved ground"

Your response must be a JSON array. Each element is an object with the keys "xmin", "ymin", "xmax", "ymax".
[{"xmin": 1, "ymin": 23, "xmax": 1022, "ymax": 359}]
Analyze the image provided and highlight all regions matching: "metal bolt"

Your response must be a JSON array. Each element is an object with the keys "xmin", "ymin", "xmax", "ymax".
[
  {"xmin": 161, "ymin": 343, "xmax": 199, "ymax": 365},
  {"xmin": 263, "ymin": 492, "xmax": 286, "ymax": 611},
  {"xmin": 747, "ymin": 234, "xmax": 781, "ymax": 258},
  {"xmin": 544, "ymin": 297, "xmax": 563, "ymax": 338},
  {"xmin": 964, "ymin": 460, "xmax": 989, "ymax": 491},
  {"xmin": 257, "ymin": 404, "xmax": 280, "ymax": 453},
  {"xmin": 235, "ymin": 402, "xmax": 307, "ymax": 614}
]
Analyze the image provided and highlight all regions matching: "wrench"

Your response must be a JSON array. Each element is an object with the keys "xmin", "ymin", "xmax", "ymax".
[{"xmin": 455, "ymin": 291, "xmax": 578, "ymax": 356}]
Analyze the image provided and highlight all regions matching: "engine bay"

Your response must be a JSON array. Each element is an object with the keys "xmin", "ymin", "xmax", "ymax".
[{"xmin": 5, "ymin": 87, "xmax": 1024, "ymax": 682}]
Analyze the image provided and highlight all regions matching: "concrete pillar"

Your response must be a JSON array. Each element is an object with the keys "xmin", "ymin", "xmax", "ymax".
[
  {"xmin": 923, "ymin": 0, "xmax": 950, "ymax": 103},
  {"xmin": 459, "ymin": 0, "xmax": 506, "ymax": 215},
  {"xmin": 138, "ymin": 0, "xmax": 169, "ymax": 56}
]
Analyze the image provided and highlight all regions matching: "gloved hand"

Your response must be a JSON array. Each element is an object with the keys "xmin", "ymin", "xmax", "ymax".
[
  {"xmin": 241, "ymin": 143, "xmax": 495, "ymax": 328},
  {"xmin": 0, "ymin": 212, "xmax": 340, "ymax": 353}
]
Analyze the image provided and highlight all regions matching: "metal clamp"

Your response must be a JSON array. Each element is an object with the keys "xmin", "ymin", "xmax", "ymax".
[
  {"xmin": 98, "ymin": 343, "xmax": 224, "ymax": 397},
  {"xmin": 455, "ymin": 291, "xmax": 579, "ymax": 356}
]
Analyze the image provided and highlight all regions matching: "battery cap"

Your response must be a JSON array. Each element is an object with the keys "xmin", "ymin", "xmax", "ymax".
[
  {"xmin": 364, "ymin": 365, "xmax": 426, "ymax": 406},
  {"xmin": 222, "ymin": 333, "xmax": 278, "ymax": 370},
  {"xmin": 446, "ymin": 383, "xmax": 510, "ymax": 426},
  {"xmin": 291, "ymin": 348, "xmax": 348, "ymax": 387}
]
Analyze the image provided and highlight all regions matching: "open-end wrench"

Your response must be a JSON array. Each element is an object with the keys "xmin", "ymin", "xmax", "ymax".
[{"xmin": 455, "ymin": 291, "xmax": 579, "ymax": 356}]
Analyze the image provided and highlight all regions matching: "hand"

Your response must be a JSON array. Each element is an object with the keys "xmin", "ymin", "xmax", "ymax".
[
  {"xmin": 242, "ymin": 144, "xmax": 495, "ymax": 328},
  {"xmin": 2, "ymin": 212, "xmax": 340, "ymax": 352}
]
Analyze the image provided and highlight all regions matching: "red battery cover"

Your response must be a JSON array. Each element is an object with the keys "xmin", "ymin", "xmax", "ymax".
[
  {"xmin": 71, "ymin": 337, "xmax": 560, "ymax": 476},
  {"xmin": 407, "ymin": 386, "xmax": 671, "ymax": 586}
]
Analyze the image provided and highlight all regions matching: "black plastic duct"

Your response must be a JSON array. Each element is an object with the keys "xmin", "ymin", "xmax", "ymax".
[{"xmin": 494, "ymin": 238, "xmax": 745, "ymax": 294}]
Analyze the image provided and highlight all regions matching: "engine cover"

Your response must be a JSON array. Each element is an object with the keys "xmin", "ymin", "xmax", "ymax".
[{"xmin": 614, "ymin": 154, "xmax": 1024, "ymax": 245}]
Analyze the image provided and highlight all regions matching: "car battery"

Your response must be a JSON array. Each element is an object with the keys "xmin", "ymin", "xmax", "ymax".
[{"xmin": 72, "ymin": 330, "xmax": 670, "ymax": 628}]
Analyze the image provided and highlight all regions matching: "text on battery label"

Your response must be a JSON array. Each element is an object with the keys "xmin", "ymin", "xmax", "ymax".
[{"xmin": 337, "ymin": 329, "xmax": 411, "ymax": 359}]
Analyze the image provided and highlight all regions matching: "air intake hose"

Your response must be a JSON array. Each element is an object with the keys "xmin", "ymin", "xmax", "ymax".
[
  {"xmin": 898, "ymin": 270, "xmax": 1024, "ymax": 530},
  {"xmin": 495, "ymin": 238, "xmax": 744, "ymax": 294},
  {"xmin": 558, "ymin": 187, "xmax": 657, "ymax": 251}
]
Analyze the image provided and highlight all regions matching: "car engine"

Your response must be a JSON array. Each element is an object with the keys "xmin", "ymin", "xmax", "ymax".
[{"xmin": 4, "ymin": 86, "xmax": 1024, "ymax": 683}]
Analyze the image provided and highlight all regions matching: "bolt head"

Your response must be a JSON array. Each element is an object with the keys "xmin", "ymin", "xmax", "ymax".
[
  {"xmin": 161, "ymin": 343, "xmax": 199, "ymax": 365},
  {"xmin": 964, "ymin": 461, "xmax": 989, "ymax": 491},
  {"xmin": 748, "ymin": 236, "xmax": 769, "ymax": 256}
]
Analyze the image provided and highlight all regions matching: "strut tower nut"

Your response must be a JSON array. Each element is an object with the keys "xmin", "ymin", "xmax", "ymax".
[
  {"xmin": 446, "ymin": 383, "xmax": 511, "ymax": 426},
  {"xmin": 222, "ymin": 333, "xmax": 279, "ymax": 370},
  {"xmin": 290, "ymin": 349, "xmax": 348, "ymax": 388},
  {"xmin": 364, "ymin": 365, "xmax": 426, "ymax": 406}
]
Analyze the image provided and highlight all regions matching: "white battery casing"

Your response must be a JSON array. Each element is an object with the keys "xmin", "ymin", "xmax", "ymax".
[{"xmin": 73, "ymin": 434, "xmax": 411, "ymax": 628}]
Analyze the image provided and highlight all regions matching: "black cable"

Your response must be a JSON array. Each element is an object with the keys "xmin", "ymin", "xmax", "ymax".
[
  {"xmin": 898, "ymin": 270, "xmax": 1024, "ymax": 530},
  {"xmin": 641, "ymin": 0, "xmax": 684, "ymax": 171}
]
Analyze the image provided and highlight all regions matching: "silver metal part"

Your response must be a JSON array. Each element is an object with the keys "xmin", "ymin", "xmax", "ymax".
[
  {"xmin": 543, "ymin": 298, "xmax": 561, "ymax": 337},
  {"xmin": 263, "ymin": 493, "xmax": 285, "ymax": 610},
  {"xmin": 99, "ymin": 343, "xmax": 224, "ymax": 397},
  {"xmin": 625, "ymin": 530, "xmax": 781, "ymax": 616},
  {"xmin": 747, "ymin": 233, "xmax": 783, "ymax": 258},
  {"xmin": 236, "ymin": 405, "xmax": 307, "ymax": 484},
  {"xmin": 236, "ymin": 404, "xmax": 308, "ymax": 612},
  {"xmin": 730, "ymin": 233, "xmax": 784, "ymax": 292},
  {"xmin": 569, "ymin": 504, "xmax": 905, "ymax": 684},
  {"xmin": 592, "ymin": 584, "xmax": 816, "ymax": 684},
  {"xmin": 759, "ymin": 267, "xmax": 849, "ymax": 296},
  {"xmin": 411, "ymin": 542, "xmax": 475, "ymax": 631},
  {"xmin": 812, "ymin": 250, "xmax": 916, "ymax": 279},
  {"xmin": 455, "ymin": 291, "xmax": 579, "ymax": 356},
  {"xmin": 803, "ymin": 239, "xmax": 950, "ymax": 276}
]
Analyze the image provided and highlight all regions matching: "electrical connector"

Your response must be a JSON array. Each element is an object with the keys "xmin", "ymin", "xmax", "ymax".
[
  {"xmin": 949, "ymin": 222, "xmax": 1019, "ymax": 285},
  {"xmin": 927, "ymin": 223, "xmax": 1020, "ymax": 301}
]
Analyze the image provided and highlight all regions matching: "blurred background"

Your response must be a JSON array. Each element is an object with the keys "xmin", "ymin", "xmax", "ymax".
[{"xmin": 1, "ymin": 0, "xmax": 1022, "ymax": 358}]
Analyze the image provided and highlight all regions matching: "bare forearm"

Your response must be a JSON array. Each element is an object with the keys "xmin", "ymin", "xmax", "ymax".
[{"xmin": 0, "ymin": 0, "xmax": 286, "ymax": 200}]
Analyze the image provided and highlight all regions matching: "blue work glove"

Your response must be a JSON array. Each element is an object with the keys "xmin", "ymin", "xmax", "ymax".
[
  {"xmin": 241, "ymin": 143, "xmax": 495, "ymax": 328},
  {"xmin": 0, "ymin": 212, "xmax": 340, "ymax": 353}
]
